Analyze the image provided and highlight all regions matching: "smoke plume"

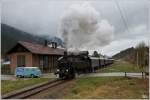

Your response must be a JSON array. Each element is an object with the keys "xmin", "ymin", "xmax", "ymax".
[{"xmin": 58, "ymin": 2, "xmax": 114, "ymax": 51}]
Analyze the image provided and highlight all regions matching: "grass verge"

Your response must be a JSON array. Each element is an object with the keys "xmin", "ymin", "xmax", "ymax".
[
  {"xmin": 64, "ymin": 77, "xmax": 149, "ymax": 99},
  {"xmin": 97, "ymin": 61, "xmax": 144, "ymax": 73},
  {"xmin": 1, "ymin": 78, "xmax": 51, "ymax": 95}
]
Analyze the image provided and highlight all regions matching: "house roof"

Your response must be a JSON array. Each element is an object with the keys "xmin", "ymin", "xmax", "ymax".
[{"xmin": 14, "ymin": 41, "xmax": 65, "ymax": 55}]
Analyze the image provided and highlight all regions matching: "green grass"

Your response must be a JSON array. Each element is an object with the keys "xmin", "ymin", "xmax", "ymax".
[
  {"xmin": 97, "ymin": 61, "xmax": 144, "ymax": 73},
  {"xmin": 64, "ymin": 77, "xmax": 149, "ymax": 99},
  {"xmin": 1, "ymin": 78, "xmax": 51, "ymax": 95}
]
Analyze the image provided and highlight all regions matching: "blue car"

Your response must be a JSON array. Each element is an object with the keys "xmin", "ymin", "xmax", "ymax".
[{"xmin": 15, "ymin": 67, "xmax": 42, "ymax": 78}]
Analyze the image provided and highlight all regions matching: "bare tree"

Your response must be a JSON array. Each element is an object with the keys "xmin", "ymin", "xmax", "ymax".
[{"xmin": 135, "ymin": 41, "xmax": 148, "ymax": 71}]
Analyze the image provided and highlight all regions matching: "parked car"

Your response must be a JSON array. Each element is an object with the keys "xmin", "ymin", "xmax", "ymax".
[{"xmin": 15, "ymin": 67, "xmax": 42, "ymax": 78}]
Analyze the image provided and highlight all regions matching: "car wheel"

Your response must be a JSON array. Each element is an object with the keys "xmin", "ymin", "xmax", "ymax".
[{"xmin": 31, "ymin": 74, "xmax": 35, "ymax": 78}]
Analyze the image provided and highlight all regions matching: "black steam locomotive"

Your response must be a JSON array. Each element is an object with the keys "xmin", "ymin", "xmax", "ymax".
[{"xmin": 55, "ymin": 51, "xmax": 114, "ymax": 79}]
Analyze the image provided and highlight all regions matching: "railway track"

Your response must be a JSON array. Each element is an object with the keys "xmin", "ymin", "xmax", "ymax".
[{"xmin": 2, "ymin": 79, "xmax": 66, "ymax": 99}]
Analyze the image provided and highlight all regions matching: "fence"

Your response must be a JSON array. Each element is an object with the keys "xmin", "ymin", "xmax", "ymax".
[{"xmin": 124, "ymin": 72, "xmax": 148, "ymax": 78}]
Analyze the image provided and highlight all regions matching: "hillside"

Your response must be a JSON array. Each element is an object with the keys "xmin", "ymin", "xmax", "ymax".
[
  {"xmin": 113, "ymin": 47, "xmax": 135, "ymax": 59},
  {"xmin": 112, "ymin": 47, "xmax": 149, "ymax": 64},
  {"xmin": 1, "ymin": 23, "xmax": 64, "ymax": 57}
]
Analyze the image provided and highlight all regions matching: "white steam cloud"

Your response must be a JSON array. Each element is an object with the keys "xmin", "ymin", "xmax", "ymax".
[{"xmin": 58, "ymin": 2, "xmax": 114, "ymax": 51}]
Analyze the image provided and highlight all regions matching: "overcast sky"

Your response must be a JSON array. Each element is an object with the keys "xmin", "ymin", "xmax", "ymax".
[{"xmin": 1, "ymin": 0, "xmax": 149, "ymax": 56}]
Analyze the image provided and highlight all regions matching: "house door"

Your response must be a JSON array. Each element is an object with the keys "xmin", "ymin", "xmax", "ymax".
[
  {"xmin": 17, "ymin": 55, "xmax": 25, "ymax": 67},
  {"xmin": 39, "ymin": 55, "xmax": 49, "ymax": 73}
]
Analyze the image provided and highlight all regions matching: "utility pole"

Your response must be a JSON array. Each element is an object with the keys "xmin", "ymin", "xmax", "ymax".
[{"xmin": 137, "ymin": 51, "xmax": 139, "ymax": 68}]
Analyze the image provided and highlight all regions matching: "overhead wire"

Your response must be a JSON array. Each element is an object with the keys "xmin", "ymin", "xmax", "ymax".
[{"xmin": 113, "ymin": 0, "xmax": 130, "ymax": 34}]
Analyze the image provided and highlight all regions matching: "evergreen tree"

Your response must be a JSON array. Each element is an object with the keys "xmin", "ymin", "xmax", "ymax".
[{"xmin": 92, "ymin": 51, "xmax": 100, "ymax": 57}]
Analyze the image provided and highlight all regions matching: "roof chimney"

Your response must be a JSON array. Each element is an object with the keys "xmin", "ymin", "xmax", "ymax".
[
  {"xmin": 55, "ymin": 42, "xmax": 57, "ymax": 48},
  {"xmin": 44, "ymin": 40, "xmax": 48, "ymax": 46},
  {"xmin": 51, "ymin": 42, "xmax": 57, "ymax": 48}
]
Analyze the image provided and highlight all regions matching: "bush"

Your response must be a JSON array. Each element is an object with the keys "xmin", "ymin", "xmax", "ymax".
[{"xmin": 1, "ymin": 64, "xmax": 13, "ymax": 75}]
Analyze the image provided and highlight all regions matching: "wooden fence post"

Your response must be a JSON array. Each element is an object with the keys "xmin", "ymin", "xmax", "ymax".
[
  {"xmin": 142, "ymin": 72, "xmax": 143, "ymax": 78},
  {"xmin": 125, "ymin": 72, "xmax": 127, "ymax": 77}
]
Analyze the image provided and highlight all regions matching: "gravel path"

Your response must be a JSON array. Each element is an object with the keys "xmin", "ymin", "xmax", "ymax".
[
  {"xmin": 77, "ymin": 72, "xmax": 148, "ymax": 78},
  {"xmin": 1, "ymin": 72, "xmax": 147, "ymax": 80},
  {"xmin": 1, "ymin": 75, "xmax": 16, "ymax": 80},
  {"xmin": 1, "ymin": 73, "xmax": 57, "ymax": 80}
]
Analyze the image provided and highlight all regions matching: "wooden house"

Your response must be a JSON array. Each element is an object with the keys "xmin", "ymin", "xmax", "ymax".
[{"xmin": 7, "ymin": 41, "xmax": 65, "ymax": 73}]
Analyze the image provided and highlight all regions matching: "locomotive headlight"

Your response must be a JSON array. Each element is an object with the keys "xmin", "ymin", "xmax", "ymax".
[
  {"xmin": 66, "ymin": 69, "xmax": 68, "ymax": 72},
  {"xmin": 57, "ymin": 69, "xmax": 60, "ymax": 72}
]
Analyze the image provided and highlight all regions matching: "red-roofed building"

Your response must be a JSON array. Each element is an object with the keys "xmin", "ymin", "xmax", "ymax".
[{"xmin": 7, "ymin": 41, "xmax": 65, "ymax": 73}]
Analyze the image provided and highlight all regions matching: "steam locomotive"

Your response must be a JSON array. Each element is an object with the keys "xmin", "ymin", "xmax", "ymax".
[{"xmin": 55, "ymin": 51, "xmax": 114, "ymax": 79}]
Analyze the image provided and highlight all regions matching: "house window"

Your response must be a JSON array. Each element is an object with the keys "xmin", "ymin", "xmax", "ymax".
[{"xmin": 17, "ymin": 55, "xmax": 25, "ymax": 67}]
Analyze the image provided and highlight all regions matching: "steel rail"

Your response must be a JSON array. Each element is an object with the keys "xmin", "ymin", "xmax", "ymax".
[{"xmin": 2, "ymin": 79, "xmax": 65, "ymax": 99}]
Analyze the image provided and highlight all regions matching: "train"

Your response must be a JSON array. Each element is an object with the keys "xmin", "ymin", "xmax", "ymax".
[{"xmin": 55, "ymin": 51, "xmax": 114, "ymax": 79}]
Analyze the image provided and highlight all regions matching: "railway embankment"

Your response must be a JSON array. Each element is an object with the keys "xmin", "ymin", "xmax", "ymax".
[{"xmin": 1, "ymin": 78, "xmax": 53, "ymax": 95}]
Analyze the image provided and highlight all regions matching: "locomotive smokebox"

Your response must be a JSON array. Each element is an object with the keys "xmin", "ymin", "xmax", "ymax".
[
  {"xmin": 79, "ymin": 51, "xmax": 89, "ymax": 56},
  {"xmin": 71, "ymin": 51, "xmax": 89, "ymax": 56}
]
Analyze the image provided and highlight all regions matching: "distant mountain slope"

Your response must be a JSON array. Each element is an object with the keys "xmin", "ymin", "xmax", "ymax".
[
  {"xmin": 1, "ymin": 23, "xmax": 64, "ymax": 56},
  {"xmin": 112, "ymin": 47, "xmax": 149, "ymax": 64},
  {"xmin": 112, "ymin": 47, "xmax": 136, "ymax": 60}
]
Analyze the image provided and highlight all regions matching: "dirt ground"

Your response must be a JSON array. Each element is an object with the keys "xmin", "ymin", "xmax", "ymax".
[{"xmin": 27, "ymin": 77, "xmax": 149, "ymax": 99}]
